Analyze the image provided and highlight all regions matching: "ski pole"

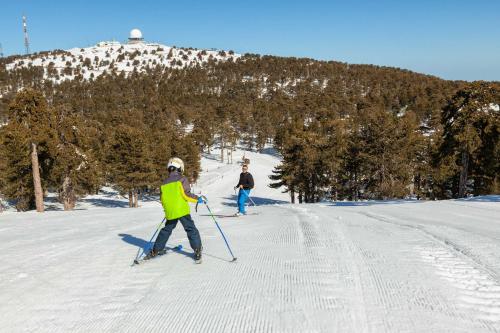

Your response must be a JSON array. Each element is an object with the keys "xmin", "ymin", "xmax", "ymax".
[
  {"xmin": 241, "ymin": 189, "xmax": 256, "ymax": 206},
  {"xmin": 205, "ymin": 203, "xmax": 237, "ymax": 262},
  {"xmin": 132, "ymin": 217, "xmax": 165, "ymax": 265}
]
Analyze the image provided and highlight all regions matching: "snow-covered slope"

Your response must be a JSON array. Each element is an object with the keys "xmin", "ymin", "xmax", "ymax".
[
  {"xmin": 5, "ymin": 41, "xmax": 240, "ymax": 82},
  {"xmin": 1, "ymin": 147, "xmax": 500, "ymax": 332}
]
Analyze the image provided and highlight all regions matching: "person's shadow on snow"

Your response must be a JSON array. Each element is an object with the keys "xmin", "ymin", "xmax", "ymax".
[
  {"xmin": 118, "ymin": 233, "xmax": 150, "ymax": 251},
  {"xmin": 118, "ymin": 233, "xmax": 194, "ymax": 259}
]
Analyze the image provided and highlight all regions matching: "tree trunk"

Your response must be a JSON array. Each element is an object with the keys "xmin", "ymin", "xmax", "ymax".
[
  {"xmin": 458, "ymin": 150, "xmax": 469, "ymax": 198},
  {"xmin": 133, "ymin": 190, "xmax": 139, "ymax": 208},
  {"xmin": 311, "ymin": 177, "xmax": 317, "ymax": 202},
  {"xmin": 353, "ymin": 171, "xmax": 359, "ymax": 201},
  {"xmin": 290, "ymin": 189, "xmax": 295, "ymax": 204},
  {"xmin": 62, "ymin": 176, "xmax": 76, "ymax": 210},
  {"xmin": 220, "ymin": 136, "xmax": 224, "ymax": 163},
  {"xmin": 128, "ymin": 190, "xmax": 133, "ymax": 208},
  {"xmin": 31, "ymin": 142, "xmax": 44, "ymax": 213},
  {"xmin": 63, "ymin": 197, "xmax": 76, "ymax": 210},
  {"xmin": 298, "ymin": 192, "xmax": 303, "ymax": 204}
]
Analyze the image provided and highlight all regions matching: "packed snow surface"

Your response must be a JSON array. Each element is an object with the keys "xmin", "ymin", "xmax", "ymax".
[{"xmin": 1, "ymin": 148, "xmax": 499, "ymax": 332}]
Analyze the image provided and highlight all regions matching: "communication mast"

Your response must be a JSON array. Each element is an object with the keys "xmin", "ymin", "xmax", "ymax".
[
  {"xmin": 0, "ymin": 43, "xmax": 3, "ymax": 58},
  {"xmin": 23, "ymin": 15, "xmax": 30, "ymax": 55}
]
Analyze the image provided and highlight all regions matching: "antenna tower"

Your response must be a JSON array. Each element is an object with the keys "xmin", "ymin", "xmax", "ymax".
[
  {"xmin": 0, "ymin": 43, "xmax": 3, "ymax": 58},
  {"xmin": 23, "ymin": 15, "xmax": 30, "ymax": 55}
]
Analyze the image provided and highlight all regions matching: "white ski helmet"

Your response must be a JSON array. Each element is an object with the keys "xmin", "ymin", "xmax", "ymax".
[{"xmin": 167, "ymin": 157, "xmax": 184, "ymax": 173}]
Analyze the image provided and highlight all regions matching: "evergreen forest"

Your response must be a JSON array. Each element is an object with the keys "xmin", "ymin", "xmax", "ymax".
[{"xmin": 0, "ymin": 53, "xmax": 498, "ymax": 211}]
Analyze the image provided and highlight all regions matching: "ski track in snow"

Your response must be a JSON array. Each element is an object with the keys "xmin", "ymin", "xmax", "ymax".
[
  {"xmin": 355, "ymin": 211, "xmax": 500, "ymax": 331},
  {"xmin": 1, "ymin": 147, "xmax": 499, "ymax": 332}
]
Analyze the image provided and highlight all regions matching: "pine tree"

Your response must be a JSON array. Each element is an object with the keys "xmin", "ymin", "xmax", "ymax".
[
  {"xmin": 3, "ymin": 89, "xmax": 56, "ymax": 212},
  {"xmin": 149, "ymin": 127, "xmax": 173, "ymax": 188},
  {"xmin": 171, "ymin": 134, "xmax": 201, "ymax": 183},
  {"xmin": 358, "ymin": 106, "xmax": 419, "ymax": 199},
  {"xmin": 0, "ymin": 122, "xmax": 34, "ymax": 210},
  {"xmin": 270, "ymin": 121, "xmax": 302, "ymax": 203},
  {"xmin": 48, "ymin": 106, "xmax": 103, "ymax": 210},
  {"xmin": 271, "ymin": 118, "xmax": 334, "ymax": 203},
  {"xmin": 439, "ymin": 82, "xmax": 500, "ymax": 197},
  {"xmin": 106, "ymin": 124, "xmax": 155, "ymax": 208}
]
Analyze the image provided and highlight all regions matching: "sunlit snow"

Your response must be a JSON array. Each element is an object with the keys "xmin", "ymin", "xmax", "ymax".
[{"xmin": 1, "ymin": 146, "xmax": 499, "ymax": 332}]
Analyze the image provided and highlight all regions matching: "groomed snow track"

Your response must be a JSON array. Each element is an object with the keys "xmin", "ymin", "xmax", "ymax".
[{"xmin": 1, "ymin": 199, "xmax": 499, "ymax": 332}]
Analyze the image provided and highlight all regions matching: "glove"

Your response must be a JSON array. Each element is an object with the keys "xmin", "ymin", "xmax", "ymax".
[{"xmin": 197, "ymin": 195, "xmax": 207, "ymax": 204}]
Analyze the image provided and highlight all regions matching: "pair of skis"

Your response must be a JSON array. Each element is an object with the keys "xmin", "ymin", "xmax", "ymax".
[
  {"xmin": 132, "ymin": 245, "xmax": 197, "ymax": 266},
  {"xmin": 203, "ymin": 212, "xmax": 259, "ymax": 218}
]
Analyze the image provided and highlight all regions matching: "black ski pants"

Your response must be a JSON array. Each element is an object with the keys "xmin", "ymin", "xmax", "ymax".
[{"xmin": 153, "ymin": 214, "xmax": 202, "ymax": 252}]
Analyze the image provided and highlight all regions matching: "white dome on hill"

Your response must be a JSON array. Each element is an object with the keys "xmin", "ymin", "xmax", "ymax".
[{"xmin": 129, "ymin": 29, "xmax": 143, "ymax": 39}]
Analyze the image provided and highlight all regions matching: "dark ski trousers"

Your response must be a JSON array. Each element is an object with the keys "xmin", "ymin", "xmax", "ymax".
[{"xmin": 153, "ymin": 214, "xmax": 202, "ymax": 252}]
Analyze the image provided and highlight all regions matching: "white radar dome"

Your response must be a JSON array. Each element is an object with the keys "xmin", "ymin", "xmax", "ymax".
[{"xmin": 129, "ymin": 29, "xmax": 143, "ymax": 39}]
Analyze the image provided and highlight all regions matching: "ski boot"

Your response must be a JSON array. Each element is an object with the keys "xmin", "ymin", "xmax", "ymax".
[
  {"xmin": 143, "ymin": 248, "xmax": 158, "ymax": 260},
  {"xmin": 194, "ymin": 248, "xmax": 202, "ymax": 264}
]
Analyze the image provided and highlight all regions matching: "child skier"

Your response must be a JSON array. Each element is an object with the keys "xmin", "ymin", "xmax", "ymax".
[
  {"xmin": 145, "ymin": 157, "xmax": 206, "ymax": 262},
  {"xmin": 234, "ymin": 164, "xmax": 254, "ymax": 215}
]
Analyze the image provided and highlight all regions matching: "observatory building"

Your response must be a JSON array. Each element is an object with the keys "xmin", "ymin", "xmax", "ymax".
[{"xmin": 128, "ymin": 29, "xmax": 144, "ymax": 44}]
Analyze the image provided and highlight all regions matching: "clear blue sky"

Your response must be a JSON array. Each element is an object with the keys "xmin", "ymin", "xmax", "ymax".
[{"xmin": 1, "ymin": 0, "xmax": 499, "ymax": 81}]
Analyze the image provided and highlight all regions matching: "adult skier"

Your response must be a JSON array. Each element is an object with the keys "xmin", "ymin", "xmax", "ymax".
[
  {"xmin": 234, "ymin": 164, "xmax": 254, "ymax": 215},
  {"xmin": 144, "ymin": 157, "xmax": 206, "ymax": 263}
]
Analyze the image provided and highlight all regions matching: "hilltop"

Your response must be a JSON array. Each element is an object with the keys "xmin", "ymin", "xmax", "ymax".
[{"xmin": 4, "ymin": 40, "xmax": 239, "ymax": 83}]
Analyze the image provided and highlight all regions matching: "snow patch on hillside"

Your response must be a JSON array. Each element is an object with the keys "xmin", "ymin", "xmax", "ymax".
[{"xmin": 5, "ymin": 41, "xmax": 240, "ymax": 83}]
